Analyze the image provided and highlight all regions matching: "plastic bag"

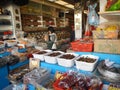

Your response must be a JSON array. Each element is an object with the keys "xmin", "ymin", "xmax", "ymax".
[
  {"xmin": 52, "ymin": 43, "xmax": 57, "ymax": 49},
  {"xmin": 88, "ymin": 3, "xmax": 99, "ymax": 26}
]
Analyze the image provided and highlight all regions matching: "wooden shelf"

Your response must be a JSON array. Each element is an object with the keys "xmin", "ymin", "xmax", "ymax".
[{"xmin": 99, "ymin": 11, "xmax": 120, "ymax": 15}]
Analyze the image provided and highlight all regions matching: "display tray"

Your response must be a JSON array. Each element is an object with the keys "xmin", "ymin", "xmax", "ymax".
[
  {"xmin": 32, "ymin": 50, "xmax": 52, "ymax": 61},
  {"xmin": 44, "ymin": 51, "xmax": 64, "ymax": 64},
  {"xmin": 57, "ymin": 53, "xmax": 79, "ymax": 67},
  {"xmin": 75, "ymin": 55, "xmax": 99, "ymax": 71}
]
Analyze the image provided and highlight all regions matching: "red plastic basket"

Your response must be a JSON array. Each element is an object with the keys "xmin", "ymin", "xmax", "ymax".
[
  {"xmin": 70, "ymin": 40, "xmax": 80, "ymax": 51},
  {"xmin": 71, "ymin": 41, "xmax": 93, "ymax": 52}
]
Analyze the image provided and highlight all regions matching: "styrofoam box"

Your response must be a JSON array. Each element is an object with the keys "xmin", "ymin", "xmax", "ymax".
[
  {"xmin": 32, "ymin": 50, "xmax": 52, "ymax": 61},
  {"xmin": 57, "ymin": 53, "xmax": 79, "ymax": 67},
  {"xmin": 44, "ymin": 51, "xmax": 64, "ymax": 64},
  {"xmin": 75, "ymin": 55, "xmax": 99, "ymax": 72}
]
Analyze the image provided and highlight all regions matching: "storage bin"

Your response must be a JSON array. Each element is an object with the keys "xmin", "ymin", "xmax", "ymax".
[
  {"xmin": 44, "ymin": 51, "xmax": 64, "ymax": 64},
  {"xmin": 57, "ymin": 53, "xmax": 79, "ymax": 67},
  {"xmin": 75, "ymin": 55, "xmax": 99, "ymax": 71},
  {"xmin": 70, "ymin": 40, "xmax": 80, "ymax": 51}
]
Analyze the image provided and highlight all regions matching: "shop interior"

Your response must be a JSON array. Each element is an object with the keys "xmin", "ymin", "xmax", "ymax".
[{"xmin": 0, "ymin": 0, "xmax": 120, "ymax": 90}]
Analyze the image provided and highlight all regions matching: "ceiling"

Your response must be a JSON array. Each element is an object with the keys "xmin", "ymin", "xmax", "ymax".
[
  {"xmin": 62, "ymin": 0, "xmax": 75, "ymax": 5},
  {"xmin": 47, "ymin": 0, "xmax": 75, "ymax": 9}
]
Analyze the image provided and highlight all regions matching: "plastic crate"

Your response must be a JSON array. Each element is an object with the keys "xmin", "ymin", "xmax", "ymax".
[
  {"xmin": 70, "ymin": 40, "xmax": 80, "ymax": 51},
  {"xmin": 71, "ymin": 41, "xmax": 93, "ymax": 52}
]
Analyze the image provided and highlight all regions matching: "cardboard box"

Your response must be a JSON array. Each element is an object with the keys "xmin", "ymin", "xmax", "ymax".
[
  {"xmin": 92, "ymin": 30, "xmax": 120, "ymax": 39},
  {"xmin": 94, "ymin": 39, "xmax": 120, "ymax": 54}
]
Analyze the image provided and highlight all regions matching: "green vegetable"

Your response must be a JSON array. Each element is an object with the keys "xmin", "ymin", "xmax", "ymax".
[{"xmin": 108, "ymin": 0, "xmax": 120, "ymax": 11}]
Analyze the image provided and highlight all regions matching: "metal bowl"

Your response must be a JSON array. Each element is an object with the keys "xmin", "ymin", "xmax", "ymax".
[{"xmin": 97, "ymin": 60, "xmax": 120, "ymax": 83}]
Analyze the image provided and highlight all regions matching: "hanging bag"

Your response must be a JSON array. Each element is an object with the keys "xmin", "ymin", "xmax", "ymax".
[{"xmin": 88, "ymin": 3, "xmax": 99, "ymax": 26}]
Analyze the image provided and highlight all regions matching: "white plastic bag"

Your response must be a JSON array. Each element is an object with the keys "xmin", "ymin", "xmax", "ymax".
[{"xmin": 52, "ymin": 43, "xmax": 57, "ymax": 49}]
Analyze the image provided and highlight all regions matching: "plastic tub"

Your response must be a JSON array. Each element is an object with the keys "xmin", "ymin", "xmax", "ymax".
[
  {"xmin": 32, "ymin": 50, "xmax": 52, "ymax": 61},
  {"xmin": 57, "ymin": 53, "xmax": 79, "ymax": 67},
  {"xmin": 75, "ymin": 55, "xmax": 99, "ymax": 71},
  {"xmin": 44, "ymin": 51, "xmax": 64, "ymax": 64}
]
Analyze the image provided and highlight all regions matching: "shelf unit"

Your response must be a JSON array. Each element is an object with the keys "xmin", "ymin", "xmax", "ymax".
[
  {"xmin": 99, "ymin": 0, "xmax": 120, "ymax": 23},
  {"xmin": 99, "ymin": 10, "xmax": 120, "ymax": 15},
  {"xmin": 20, "ymin": 1, "xmax": 69, "ymax": 32},
  {"xmin": 0, "ymin": 5, "xmax": 22, "ymax": 38},
  {"xmin": 0, "ymin": 14, "xmax": 12, "ymax": 31}
]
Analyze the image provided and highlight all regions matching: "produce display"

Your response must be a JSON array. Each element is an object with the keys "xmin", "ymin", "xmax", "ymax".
[
  {"xmin": 75, "ymin": 55, "xmax": 99, "ymax": 71},
  {"xmin": 3, "ymin": 55, "xmax": 20, "ymax": 65},
  {"xmin": 106, "ymin": 0, "xmax": 120, "ymax": 11},
  {"xmin": 8, "ymin": 65, "xmax": 29, "ymax": 84},
  {"xmin": 76, "ymin": 56, "xmax": 96, "ymax": 63},
  {"xmin": 48, "ymin": 52, "xmax": 61, "ymax": 57},
  {"xmin": 57, "ymin": 53, "xmax": 79, "ymax": 67},
  {"xmin": 60, "ymin": 54, "xmax": 75, "ymax": 59},
  {"xmin": 32, "ymin": 50, "xmax": 52, "ymax": 61},
  {"xmin": 93, "ymin": 22, "xmax": 120, "ymax": 39},
  {"xmin": 44, "ymin": 51, "xmax": 64, "ymax": 64},
  {"xmin": 36, "ymin": 51, "xmax": 47, "ymax": 54}
]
